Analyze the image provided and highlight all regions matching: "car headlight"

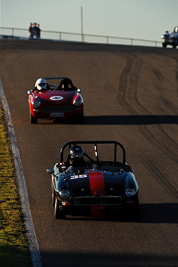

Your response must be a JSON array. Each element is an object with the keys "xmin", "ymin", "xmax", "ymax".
[
  {"xmin": 59, "ymin": 189, "xmax": 70, "ymax": 199},
  {"xmin": 125, "ymin": 188, "xmax": 136, "ymax": 197},
  {"xmin": 74, "ymin": 99, "xmax": 82, "ymax": 106},
  {"xmin": 32, "ymin": 99, "xmax": 41, "ymax": 108},
  {"xmin": 73, "ymin": 94, "xmax": 83, "ymax": 106}
]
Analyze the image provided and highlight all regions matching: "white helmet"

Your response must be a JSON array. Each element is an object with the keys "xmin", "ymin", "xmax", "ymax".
[{"xmin": 35, "ymin": 78, "xmax": 47, "ymax": 90}]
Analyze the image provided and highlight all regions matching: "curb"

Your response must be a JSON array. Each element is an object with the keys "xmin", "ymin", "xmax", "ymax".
[{"xmin": 0, "ymin": 77, "xmax": 43, "ymax": 267}]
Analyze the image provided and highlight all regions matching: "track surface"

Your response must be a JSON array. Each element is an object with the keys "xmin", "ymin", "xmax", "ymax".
[{"xmin": 0, "ymin": 40, "xmax": 178, "ymax": 267}]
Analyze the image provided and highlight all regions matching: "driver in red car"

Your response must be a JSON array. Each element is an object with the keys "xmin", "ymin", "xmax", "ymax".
[{"xmin": 34, "ymin": 78, "xmax": 49, "ymax": 90}]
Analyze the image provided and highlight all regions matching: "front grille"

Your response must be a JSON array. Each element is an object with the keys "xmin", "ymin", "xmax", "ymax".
[
  {"xmin": 41, "ymin": 105, "xmax": 74, "ymax": 113},
  {"xmin": 73, "ymin": 196, "xmax": 122, "ymax": 206}
]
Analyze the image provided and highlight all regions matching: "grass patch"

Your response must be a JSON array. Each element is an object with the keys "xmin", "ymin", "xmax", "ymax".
[{"xmin": 0, "ymin": 101, "xmax": 32, "ymax": 267}]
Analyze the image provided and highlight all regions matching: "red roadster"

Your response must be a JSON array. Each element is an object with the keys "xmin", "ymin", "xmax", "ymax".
[{"xmin": 27, "ymin": 77, "xmax": 84, "ymax": 124}]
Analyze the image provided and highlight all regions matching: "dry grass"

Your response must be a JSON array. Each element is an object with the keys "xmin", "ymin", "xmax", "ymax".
[{"xmin": 0, "ymin": 102, "xmax": 32, "ymax": 267}]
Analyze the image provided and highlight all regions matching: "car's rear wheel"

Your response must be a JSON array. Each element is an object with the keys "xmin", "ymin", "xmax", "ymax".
[
  {"xmin": 30, "ymin": 112, "xmax": 38, "ymax": 124},
  {"xmin": 54, "ymin": 198, "xmax": 66, "ymax": 219}
]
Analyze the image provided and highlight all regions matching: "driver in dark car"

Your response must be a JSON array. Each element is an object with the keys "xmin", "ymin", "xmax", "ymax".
[{"xmin": 65, "ymin": 145, "xmax": 86, "ymax": 172}]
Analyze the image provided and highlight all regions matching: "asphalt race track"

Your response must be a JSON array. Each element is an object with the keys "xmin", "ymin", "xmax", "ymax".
[{"xmin": 0, "ymin": 39, "xmax": 178, "ymax": 267}]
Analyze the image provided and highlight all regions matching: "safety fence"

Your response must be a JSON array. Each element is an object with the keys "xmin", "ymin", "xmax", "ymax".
[{"xmin": 0, "ymin": 26, "xmax": 162, "ymax": 47}]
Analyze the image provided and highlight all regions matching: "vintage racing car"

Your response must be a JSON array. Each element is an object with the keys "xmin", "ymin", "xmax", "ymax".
[
  {"xmin": 27, "ymin": 77, "xmax": 84, "ymax": 124},
  {"xmin": 161, "ymin": 26, "xmax": 178, "ymax": 48},
  {"xmin": 46, "ymin": 141, "xmax": 139, "ymax": 219}
]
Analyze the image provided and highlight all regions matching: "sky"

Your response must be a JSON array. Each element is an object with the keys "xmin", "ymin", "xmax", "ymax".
[{"xmin": 0, "ymin": 0, "xmax": 178, "ymax": 44}]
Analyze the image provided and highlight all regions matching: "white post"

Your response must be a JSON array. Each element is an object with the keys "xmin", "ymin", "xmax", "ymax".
[{"xmin": 81, "ymin": 6, "xmax": 84, "ymax": 42}]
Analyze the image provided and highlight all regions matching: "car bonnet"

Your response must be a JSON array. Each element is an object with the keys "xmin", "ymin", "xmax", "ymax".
[
  {"xmin": 68, "ymin": 171, "xmax": 125, "ymax": 197},
  {"xmin": 35, "ymin": 90, "xmax": 76, "ymax": 103}
]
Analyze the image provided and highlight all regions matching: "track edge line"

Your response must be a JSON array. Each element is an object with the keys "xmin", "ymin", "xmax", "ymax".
[{"xmin": 0, "ymin": 76, "xmax": 43, "ymax": 267}]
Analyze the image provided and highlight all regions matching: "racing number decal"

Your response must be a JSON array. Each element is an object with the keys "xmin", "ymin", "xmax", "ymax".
[
  {"xmin": 50, "ymin": 96, "xmax": 63, "ymax": 101},
  {"xmin": 71, "ymin": 174, "xmax": 87, "ymax": 179},
  {"xmin": 88, "ymin": 172, "xmax": 105, "ymax": 217}
]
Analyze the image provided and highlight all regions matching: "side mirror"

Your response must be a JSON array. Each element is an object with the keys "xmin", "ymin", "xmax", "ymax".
[
  {"xmin": 46, "ymin": 169, "xmax": 54, "ymax": 174},
  {"xmin": 27, "ymin": 90, "xmax": 32, "ymax": 95},
  {"xmin": 77, "ymin": 88, "xmax": 82, "ymax": 93}
]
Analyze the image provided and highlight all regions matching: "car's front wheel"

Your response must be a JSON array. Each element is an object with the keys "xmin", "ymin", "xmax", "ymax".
[
  {"xmin": 51, "ymin": 182, "xmax": 55, "ymax": 206},
  {"xmin": 54, "ymin": 198, "xmax": 66, "ymax": 219},
  {"xmin": 78, "ymin": 113, "xmax": 84, "ymax": 123},
  {"xmin": 124, "ymin": 198, "xmax": 140, "ymax": 220},
  {"xmin": 75, "ymin": 113, "xmax": 84, "ymax": 124},
  {"xmin": 30, "ymin": 112, "xmax": 38, "ymax": 124}
]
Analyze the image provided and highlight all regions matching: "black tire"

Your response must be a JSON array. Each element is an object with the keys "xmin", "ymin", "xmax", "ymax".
[
  {"xmin": 54, "ymin": 198, "xmax": 60, "ymax": 219},
  {"xmin": 77, "ymin": 113, "xmax": 84, "ymax": 124},
  {"xmin": 162, "ymin": 43, "xmax": 167, "ymax": 48},
  {"xmin": 54, "ymin": 198, "xmax": 66, "ymax": 219},
  {"xmin": 30, "ymin": 112, "xmax": 37, "ymax": 124},
  {"xmin": 70, "ymin": 114, "xmax": 84, "ymax": 124},
  {"xmin": 132, "ymin": 204, "xmax": 140, "ymax": 220},
  {"xmin": 51, "ymin": 181, "xmax": 55, "ymax": 206},
  {"xmin": 124, "ymin": 198, "xmax": 140, "ymax": 220}
]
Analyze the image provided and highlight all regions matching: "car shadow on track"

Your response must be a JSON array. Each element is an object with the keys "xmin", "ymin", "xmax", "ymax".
[
  {"xmin": 83, "ymin": 115, "xmax": 178, "ymax": 125},
  {"xmin": 36, "ymin": 115, "xmax": 178, "ymax": 125},
  {"xmin": 65, "ymin": 203, "xmax": 178, "ymax": 224},
  {"xmin": 39, "ymin": 250, "xmax": 178, "ymax": 267},
  {"xmin": 136, "ymin": 203, "xmax": 178, "ymax": 224}
]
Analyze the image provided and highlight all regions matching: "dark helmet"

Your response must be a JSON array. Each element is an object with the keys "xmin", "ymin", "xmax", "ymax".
[{"xmin": 69, "ymin": 145, "xmax": 84, "ymax": 166}]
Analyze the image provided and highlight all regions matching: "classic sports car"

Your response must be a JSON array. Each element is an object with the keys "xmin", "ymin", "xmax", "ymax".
[
  {"xmin": 27, "ymin": 77, "xmax": 84, "ymax": 124},
  {"xmin": 46, "ymin": 141, "xmax": 139, "ymax": 220},
  {"xmin": 161, "ymin": 26, "xmax": 178, "ymax": 48}
]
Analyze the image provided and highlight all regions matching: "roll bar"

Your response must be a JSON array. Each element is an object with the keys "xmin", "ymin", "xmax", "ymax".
[
  {"xmin": 43, "ymin": 77, "xmax": 70, "ymax": 80},
  {"xmin": 60, "ymin": 141, "xmax": 126, "ymax": 165}
]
